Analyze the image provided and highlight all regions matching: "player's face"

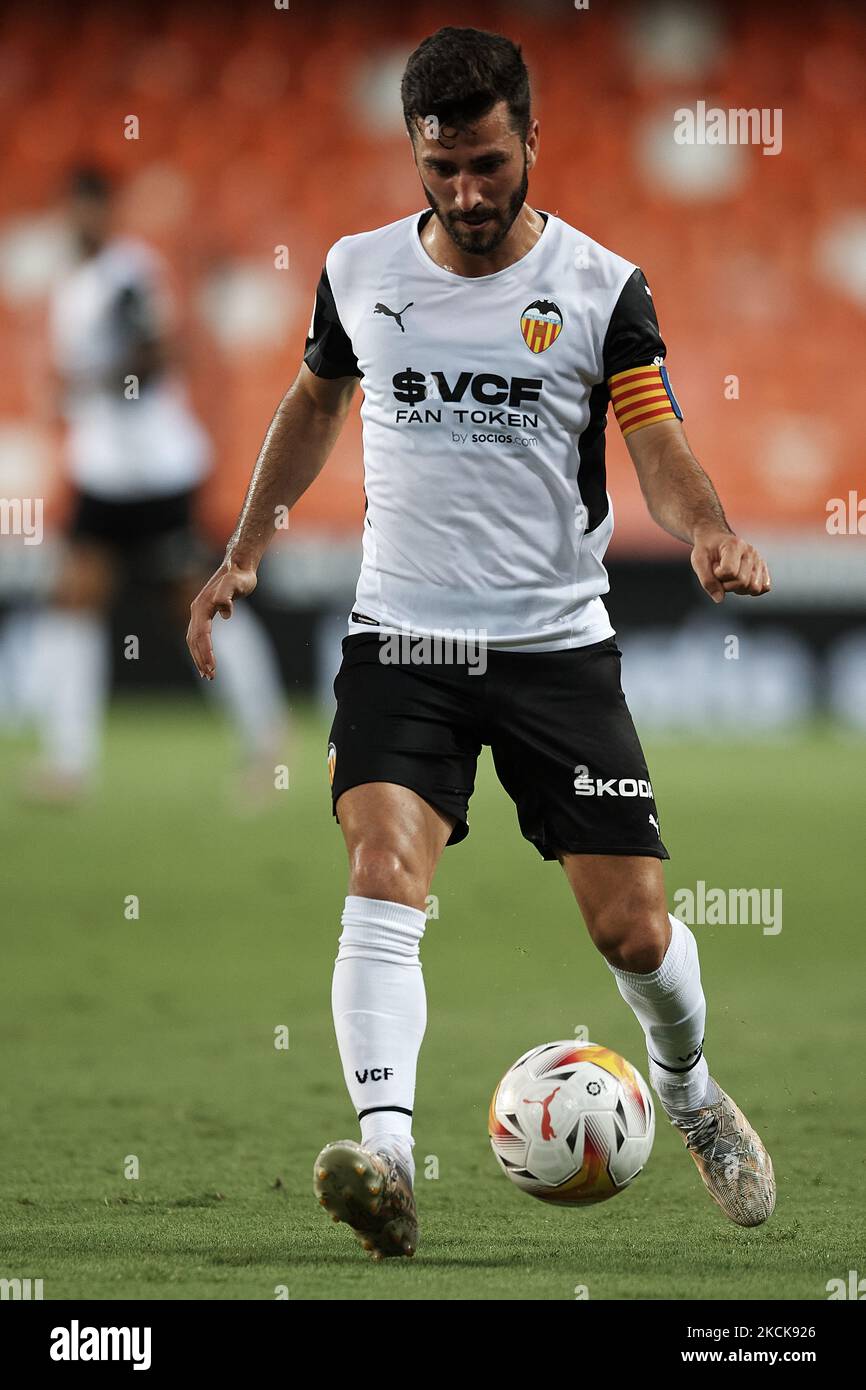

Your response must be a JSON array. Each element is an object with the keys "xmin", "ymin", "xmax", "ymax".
[
  {"xmin": 68, "ymin": 192, "xmax": 110, "ymax": 257},
  {"xmin": 412, "ymin": 100, "xmax": 535, "ymax": 256}
]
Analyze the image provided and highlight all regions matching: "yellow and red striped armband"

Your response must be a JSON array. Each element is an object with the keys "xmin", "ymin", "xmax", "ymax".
[{"xmin": 608, "ymin": 363, "xmax": 683, "ymax": 437}]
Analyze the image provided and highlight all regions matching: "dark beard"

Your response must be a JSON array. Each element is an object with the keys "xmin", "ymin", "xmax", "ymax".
[{"xmin": 422, "ymin": 158, "xmax": 530, "ymax": 258}]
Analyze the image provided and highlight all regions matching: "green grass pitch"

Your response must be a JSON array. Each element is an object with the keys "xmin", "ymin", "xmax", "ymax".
[{"xmin": 1, "ymin": 700, "xmax": 863, "ymax": 1300}]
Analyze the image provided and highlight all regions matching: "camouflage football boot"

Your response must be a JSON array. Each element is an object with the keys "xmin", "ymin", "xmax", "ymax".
[
  {"xmin": 313, "ymin": 1139, "xmax": 418, "ymax": 1259},
  {"xmin": 669, "ymin": 1078, "xmax": 776, "ymax": 1226}
]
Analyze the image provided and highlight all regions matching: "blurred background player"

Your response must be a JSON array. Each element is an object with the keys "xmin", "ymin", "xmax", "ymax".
[{"xmin": 26, "ymin": 167, "xmax": 286, "ymax": 801}]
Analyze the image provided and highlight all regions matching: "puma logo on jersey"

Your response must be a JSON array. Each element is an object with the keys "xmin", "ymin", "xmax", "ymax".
[
  {"xmin": 374, "ymin": 301, "xmax": 414, "ymax": 332},
  {"xmin": 649, "ymin": 813, "xmax": 660, "ymax": 837}
]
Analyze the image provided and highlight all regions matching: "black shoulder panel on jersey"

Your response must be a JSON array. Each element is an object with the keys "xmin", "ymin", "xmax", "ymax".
[
  {"xmin": 304, "ymin": 264, "xmax": 362, "ymax": 380},
  {"xmin": 576, "ymin": 381, "xmax": 611, "ymax": 533},
  {"xmin": 602, "ymin": 267, "xmax": 667, "ymax": 379},
  {"xmin": 114, "ymin": 282, "xmax": 159, "ymax": 343}
]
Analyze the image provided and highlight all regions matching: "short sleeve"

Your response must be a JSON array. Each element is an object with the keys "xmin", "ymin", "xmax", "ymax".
[
  {"xmin": 603, "ymin": 267, "xmax": 683, "ymax": 437},
  {"xmin": 303, "ymin": 263, "xmax": 361, "ymax": 380}
]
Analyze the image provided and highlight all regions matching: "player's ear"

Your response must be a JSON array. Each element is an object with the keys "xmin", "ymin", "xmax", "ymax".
[{"xmin": 525, "ymin": 118, "xmax": 539, "ymax": 168}]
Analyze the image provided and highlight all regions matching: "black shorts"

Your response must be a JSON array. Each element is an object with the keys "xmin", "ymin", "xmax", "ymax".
[
  {"xmin": 68, "ymin": 488, "xmax": 210, "ymax": 580},
  {"xmin": 328, "ymin": 632, "xmax": 669, "ymax": 862}
]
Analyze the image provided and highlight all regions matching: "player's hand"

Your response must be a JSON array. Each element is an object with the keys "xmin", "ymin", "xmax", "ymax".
[
  {"xmin": 690, "ymin": 527, "xmax": 771, "ymax": 604},
  {"xmin": 186, "ymin": 560, "xmax": 258, "ymax": 679}
]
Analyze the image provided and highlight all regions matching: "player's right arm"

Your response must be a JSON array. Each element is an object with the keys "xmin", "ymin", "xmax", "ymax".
[
  {"xmin": 186, "ymin": 364, "xmax": 358, "ymax": 679},
  {"xmin": 188, "ymin": 255, "xmax": 361, "ymax": 679}
]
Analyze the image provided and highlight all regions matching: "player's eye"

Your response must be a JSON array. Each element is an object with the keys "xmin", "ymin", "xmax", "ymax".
[{"xmin": 428, "ymin": 160, "xmax": 500, "ymax": 177}]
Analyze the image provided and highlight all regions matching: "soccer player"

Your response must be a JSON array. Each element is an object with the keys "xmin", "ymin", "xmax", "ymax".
[
  {"xmin": 30, "ymin": 167, "xmax": 285, "ymax": 799},
  {"xmin": 187, "ymin": 28, "xmax": 775, "ymax": 1258}
]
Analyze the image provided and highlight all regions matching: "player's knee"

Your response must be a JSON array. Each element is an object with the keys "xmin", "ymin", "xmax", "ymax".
[
  {"xmin": 348, "ymin": 842, "xmax": 428, "ymax": 910},
  {"xmin": 55, "ymin": 581, "xmax": 107, "ymax": 612},
  {"xmin": 586, "ymin": 899, "xmax": 669, "ymax": 973},
  {"xmin": 55, "ymin": 550, "xmax": 113, "ymax": 611}
]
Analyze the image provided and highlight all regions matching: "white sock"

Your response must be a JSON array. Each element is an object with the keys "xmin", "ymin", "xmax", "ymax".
[
  {"xmin": 606, "ymin": 914, "xmax": 710, "ymax": 1113},
  {"xmin": 206, "ymin": 604, "xmax": 285, "ymax": 759},
  {"xmin": 332, "ymin": 895, "xmax": 427, "ymax": 1180},
  {"xmin": 0, "ymin": 610, "xmax": 40, "ymax": 729},
  {"xmin": 34, "ymin": 609, "xmax": 109, "ymax": 777}
]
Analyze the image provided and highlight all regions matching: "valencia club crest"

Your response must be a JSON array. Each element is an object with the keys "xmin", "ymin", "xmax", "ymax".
[{"xmin": 520, "ymin": 299, "xmax": 563, "ymax": 354}]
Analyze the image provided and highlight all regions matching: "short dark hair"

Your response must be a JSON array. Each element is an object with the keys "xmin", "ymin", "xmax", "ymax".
[
  {"xmin": 401, "ymin": 26, "xmax": 531, "ymax": 149},
  {"xmin": 68, "ymin": 165, "xmax": 112, "ymax": 201}
]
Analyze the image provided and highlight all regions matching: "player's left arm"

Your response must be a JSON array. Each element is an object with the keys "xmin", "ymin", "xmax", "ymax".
[
  {"xmin": 625, "ymin": 418, "xmax": 771, "ymax": 603},
  {"xmin": 603, "ymin": 266, "xmax": 769, "ymax": 603}
]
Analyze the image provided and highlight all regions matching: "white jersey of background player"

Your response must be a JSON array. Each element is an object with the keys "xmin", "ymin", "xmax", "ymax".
[
  {"xmin": 26, "ymin": 168, "xmax": 285, "ymax": 801},
  {"xmin": 49, "ymin": 233, "xmax": 210, "ymax": 500}
]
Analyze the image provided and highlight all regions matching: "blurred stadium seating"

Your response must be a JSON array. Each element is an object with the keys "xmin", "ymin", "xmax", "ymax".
[{"xmin": 0, "ymin": 0, "xmax": 864, "ymax": 723}]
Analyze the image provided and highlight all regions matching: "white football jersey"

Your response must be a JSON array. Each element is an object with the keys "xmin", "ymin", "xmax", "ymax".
[
  {"xmin": 304, "ymin": 209, "xmax": 682, "ymax": 650},
  {"xmin": 50, "ymin": 237, "xmax": 210, "ymax": 500}
]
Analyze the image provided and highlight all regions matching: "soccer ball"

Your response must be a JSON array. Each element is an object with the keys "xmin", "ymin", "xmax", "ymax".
[{"xmin": 488, "ymin": 1040, "xmax": 655, "ymax": 1204}]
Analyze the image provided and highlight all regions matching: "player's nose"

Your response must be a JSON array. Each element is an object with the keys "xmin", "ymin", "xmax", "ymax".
[{"xmin": 452, "ymin": 174, "xmax": 486, "ymax": 213}]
